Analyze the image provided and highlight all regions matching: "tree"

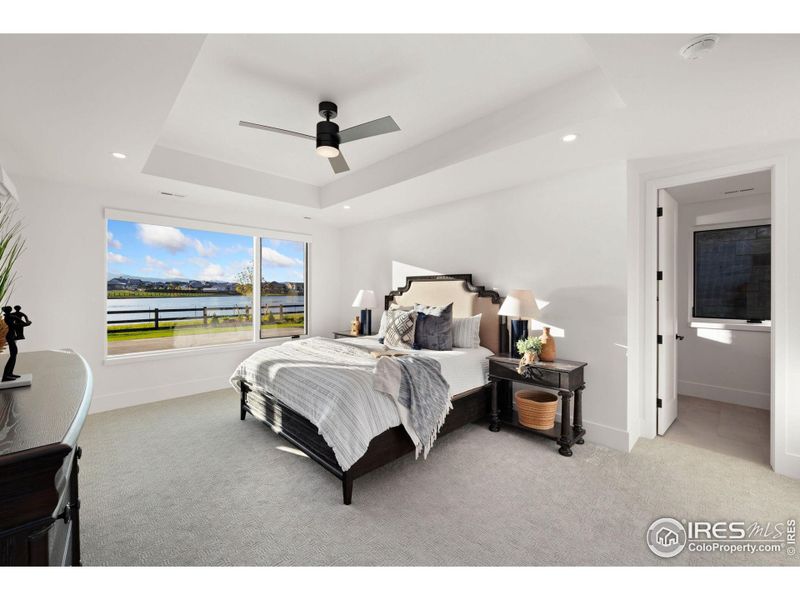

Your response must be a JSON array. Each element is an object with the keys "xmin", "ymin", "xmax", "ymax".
[
  {"xmin": 235, "ymin": 265, "xmax": 253, "ymax": 296},
  {"xmin": 235, "ymin": 265, "xmax": 268, "ymax": 296}
]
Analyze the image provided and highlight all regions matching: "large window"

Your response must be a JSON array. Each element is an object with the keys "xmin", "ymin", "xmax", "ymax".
[
  {"xmin": 260, "ymin": 238, "xmax": 306, "ymax": 339},
  {"xmin": 693, "ymin": 224, "xmax": 770, "ymax": 321},
  {"xmin": 106, "ymin": 216, "xmax": 307, "ymax": 356}
]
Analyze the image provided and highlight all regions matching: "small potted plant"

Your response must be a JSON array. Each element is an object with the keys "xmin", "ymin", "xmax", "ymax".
[{"xmin": 516, "ymin": 335, "xmax": 543, "ymax": 372}]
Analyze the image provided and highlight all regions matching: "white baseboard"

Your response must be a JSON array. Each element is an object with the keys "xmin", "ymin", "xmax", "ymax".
[
  {"xmin": 774, "ymin": 452, "xmax": 800, "ymax": 480},
  {"xmin": 678, "ymin": 380, "xmax": 770, "ymax": 410},
  {"xmin": 90, "ymin": 375, "xmax": 232, "ymax": 414},
  {"xmin": 581, "ymin": 419, "xmax": 630, "ymax": 452}
]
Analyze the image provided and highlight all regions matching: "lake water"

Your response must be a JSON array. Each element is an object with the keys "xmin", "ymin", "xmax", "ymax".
[{"xmin": 107, "ymin": 295, "xmax": 304, "ymax": 320}]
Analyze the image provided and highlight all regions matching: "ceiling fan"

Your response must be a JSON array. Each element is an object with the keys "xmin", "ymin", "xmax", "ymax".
[{"xmin": 239, "ymin": 101, "xmax": 400, "ymax": 174}]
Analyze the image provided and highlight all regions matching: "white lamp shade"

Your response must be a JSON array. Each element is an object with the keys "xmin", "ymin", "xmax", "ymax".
[
  {"xmin": 498, "ymin": 289, "xmax": 541, "ymax": 319},
  {"xmin": 351, "ymin": 289, "xmax": 376, "ymax": 309}
]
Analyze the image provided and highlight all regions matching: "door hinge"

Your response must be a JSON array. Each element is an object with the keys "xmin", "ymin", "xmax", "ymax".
[
  {"xmin": 657, "ymin": 271, "xmax": 663, "ymax": 280},
  {"xmin": 657, "ymin": 207, "xmax": 664, "ymax": 217},
  {"xmin": 657, "ymin": 334, "xmax": 663, "ymax": 344},
  {"xmin": 657, "ymin": 398, "xmax": 663, "ymax": 408}
]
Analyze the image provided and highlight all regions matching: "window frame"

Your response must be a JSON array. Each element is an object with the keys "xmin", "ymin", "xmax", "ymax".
[
  {"xmin": 688, "ymin": 219, "xmax": 771, "ymax": 329},
  {"xmin": 104, "ymin": 209, "xmax": 310, "ymax": 361}
]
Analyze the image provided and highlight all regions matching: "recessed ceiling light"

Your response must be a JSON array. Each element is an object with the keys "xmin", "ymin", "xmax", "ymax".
[
  {"xmin": 680, "ymin": 34, "xmax": 719, "ymax": 61},
  {"xmin": 562, "ymin": 134, "xmax": 578, "ymax": 143},
  {"xmin": 111, "ymin": 152, "xmax": 127, "ymax": 159},
  {"xmin": 343, "ymin": 205, "xmax": 351, "ymax": 210}
]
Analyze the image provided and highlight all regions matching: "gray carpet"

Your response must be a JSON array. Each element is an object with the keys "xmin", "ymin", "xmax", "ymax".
[{"xmin": 79, "ymin": 389, "xmax": 800, "ymax": 566}]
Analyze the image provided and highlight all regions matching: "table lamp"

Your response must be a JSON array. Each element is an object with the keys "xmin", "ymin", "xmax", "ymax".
[
  {"xmin": 351, "ymin": 289, "xmax": 376, "ymax": 335},
  {"xmin": 498, "ymin": 289, "xmax": 541, "ymax": 357}
]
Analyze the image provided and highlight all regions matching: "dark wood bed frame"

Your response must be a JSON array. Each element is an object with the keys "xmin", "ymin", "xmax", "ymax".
[{"xmin": 238, "ymin": 274, "xmax": 507, "ymax": 505}]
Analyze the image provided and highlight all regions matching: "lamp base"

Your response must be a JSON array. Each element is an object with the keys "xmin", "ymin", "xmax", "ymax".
[
  {"xmin": 510, "ymin": 319, "xmax": 528, "ymax": 358},
  {"xmin": 360, "ymin": 309, "xmax": 372, "ymax": 335}
]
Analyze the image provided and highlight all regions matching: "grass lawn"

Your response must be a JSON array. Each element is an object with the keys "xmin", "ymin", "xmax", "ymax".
[{"xmin": 107, "ymin": 315, "xmax": 304, "ymax": 342}]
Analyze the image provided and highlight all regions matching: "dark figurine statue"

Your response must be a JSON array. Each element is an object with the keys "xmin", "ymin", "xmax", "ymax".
[{"xmin": 3, "ymin": 305, "xmax": 31, "ymax": 382}]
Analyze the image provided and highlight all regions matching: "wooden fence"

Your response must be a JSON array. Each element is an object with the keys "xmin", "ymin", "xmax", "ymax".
[{"xmin": 107, "ymin": 303, "xmax": 304, "ymax": 333}]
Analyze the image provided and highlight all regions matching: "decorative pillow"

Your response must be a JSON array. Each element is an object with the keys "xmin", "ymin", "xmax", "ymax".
[
  {"xmin": 383, "ymin": 308, "xmax": 417, "ymax": 350},
  {"xmin": 377, "ymin": 304, "xmax": 413, "ymax": 342},
  {"xmin": 452, "ymin": 313, "xmax": 482, "ymax": 348},
  {"xmin": 413, "ymin": 302, "xmax": 453, "ymax": 351}
]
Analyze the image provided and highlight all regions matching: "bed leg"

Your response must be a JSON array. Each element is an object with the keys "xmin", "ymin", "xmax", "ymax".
[
  {"xmin": 240, "ymin": 384, "xmax": 247, "ymax": 421},
  {"xmin": 342, "ymin": 472, "xmax": 353, "ymax": 505}
]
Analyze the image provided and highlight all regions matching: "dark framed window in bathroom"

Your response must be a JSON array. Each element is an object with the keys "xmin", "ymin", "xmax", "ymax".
[{"xmin": 693, "ymin": 224, "xmax": 771, "ymax": 321}]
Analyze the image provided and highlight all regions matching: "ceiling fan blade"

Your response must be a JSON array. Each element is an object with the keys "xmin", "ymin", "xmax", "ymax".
[
  {"xmin": 329, "ymin": 152, "xmax": 350, "ymax": 174},
  {"xmin": 339, "ymin": 116, "xmax": 400, "ymax": 144},
  {"xmin": 239, "ymin": 120, "xmax": 315, "ymax": 141}
]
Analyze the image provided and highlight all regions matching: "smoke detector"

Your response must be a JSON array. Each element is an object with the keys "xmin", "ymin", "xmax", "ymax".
[{"xmin": 680, "ymin": 34, "xmax": 720, "ymax": 61}]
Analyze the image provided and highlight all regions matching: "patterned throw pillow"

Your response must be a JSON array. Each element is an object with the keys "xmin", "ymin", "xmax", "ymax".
[
  {"xmin": 378, "ymin": 304, "xmax": 413, "ymax": 342},
  {"xmin": 452, "ymin": 313, "xmax": 482, "ymax": 348},
  {"xmin": 413, "ymin": 302, "xmax": 453, "ymax": 351},
  {"xmin": 383, "ymin": 308, "xmax": 417, "ymax": 350}
]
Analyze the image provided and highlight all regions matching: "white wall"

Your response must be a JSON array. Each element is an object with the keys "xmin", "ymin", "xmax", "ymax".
[
  {"xmin": 676, "ymin": 194, "xmax": 771, "ymax": 409},
  {"xmin": 338, "ymin": 162, "xmax": 631, "ymax": 451},
  {"xmin": 12, "ymin": 176, "xmax": 341, "ymax": 413}
]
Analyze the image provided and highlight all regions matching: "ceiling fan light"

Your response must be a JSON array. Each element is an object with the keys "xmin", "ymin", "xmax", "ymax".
[{"xmin": 315, "ymin": 145, "xmax": 340, "ymax": 158}]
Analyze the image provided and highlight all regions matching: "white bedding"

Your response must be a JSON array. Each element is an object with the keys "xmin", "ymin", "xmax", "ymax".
[
  {"xmin": 338, "ymin": 336, "xmax": 493, "ymax": 396},
  {"xmin": 231, "ymin": 336, "xmax": 493, "ymax": 470}
]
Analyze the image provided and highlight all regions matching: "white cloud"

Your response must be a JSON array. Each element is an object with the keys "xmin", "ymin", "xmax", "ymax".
[
  {"xmin": 224, "ymin": 243, "xmax": 251, "ymax": 255},
  {"xmin": 262, "ymin": 247, "xmax": 303, "ymax": 268},
  {"xmin": 107, "ymin": 231, "xmax": 122, "ymax": 249},
  {"xmin": 193, "ymin": 239, "xmax": 219, "ymax": 257},
  {"xmin": 164, "ymin": 268, "xmax": 182, "ymax": 278},
  {"xmin": 145, "ymin": 255, "xmax": 167, "ymax": 269},
  {"xmin": 136, "ymin": 224, "xmax": 191, "ymax": 253},
  {"xmin": 107, "ymin": 252, "xmax": 129, "ymax": 264},
  {"xmin": 199, "ymin": 263, "xmax": 226, "ymax": 281}
]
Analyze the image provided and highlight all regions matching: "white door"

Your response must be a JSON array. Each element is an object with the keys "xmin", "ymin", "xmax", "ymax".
[{"xmin": 657, "ymin": 189, "xmax": 678, "ymax": 435}]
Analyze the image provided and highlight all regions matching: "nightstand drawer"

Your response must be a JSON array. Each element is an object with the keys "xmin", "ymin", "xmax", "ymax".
[
  {"xmin": 489, "ymin": 357, "xmax": 585, "ymax": 390},
  {"xmin": 517, "ymin": 365, "xmax": 563, "ymax": 388}
]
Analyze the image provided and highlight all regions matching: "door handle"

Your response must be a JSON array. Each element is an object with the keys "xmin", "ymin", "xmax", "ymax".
[{"xmin": 676, "ymin": 334, "xmax": 685, "ymax": 341}]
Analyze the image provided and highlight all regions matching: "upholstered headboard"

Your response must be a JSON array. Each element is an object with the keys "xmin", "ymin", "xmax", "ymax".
[{"xmin": 384, "ymin": 274, "xmax": 507, "ymax": 355}]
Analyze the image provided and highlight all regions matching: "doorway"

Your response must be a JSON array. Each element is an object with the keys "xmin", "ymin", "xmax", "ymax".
[{"xmin": 656, "ymin": 171, "xmax": 772, "ymax": 465}]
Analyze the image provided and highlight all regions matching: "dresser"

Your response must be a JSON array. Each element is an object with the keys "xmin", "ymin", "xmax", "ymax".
[{"xmin": 0, "ymin": 350, "xmax": 92, "ymax": 566}]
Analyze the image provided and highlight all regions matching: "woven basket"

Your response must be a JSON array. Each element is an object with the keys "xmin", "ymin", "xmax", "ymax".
[{"xmin": 515, "ymin": 389, "xmax": 558, "ymax": 430}]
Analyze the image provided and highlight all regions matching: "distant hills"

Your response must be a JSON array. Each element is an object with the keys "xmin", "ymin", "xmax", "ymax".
[{"xmin": 108, "ymin": 272, "xmax": 195, "ymax": 284}]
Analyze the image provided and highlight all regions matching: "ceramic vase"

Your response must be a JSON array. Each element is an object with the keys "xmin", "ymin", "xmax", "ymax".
[{"xmin": 539, "ymin": 327, "xmax": 556, "ymax": 362}]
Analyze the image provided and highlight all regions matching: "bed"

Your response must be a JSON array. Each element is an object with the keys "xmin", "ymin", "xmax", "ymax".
[{"xmin": 232, "ymin": 274, "xmax": 508, "ymax": 504}]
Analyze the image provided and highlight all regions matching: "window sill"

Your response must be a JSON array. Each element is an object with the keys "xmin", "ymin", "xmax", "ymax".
[
  {"xmin": 103, "ymin": 335, "xmax": 305, "ymax": 366},
  {"xmin": 689, "ymin": 321, "xmax": 771, "ymax": 333}
]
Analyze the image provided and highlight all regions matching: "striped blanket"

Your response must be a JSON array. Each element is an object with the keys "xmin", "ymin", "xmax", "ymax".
[{"xmin": 230, "ymin": 337, "xmax": 450, "ymax": 471}]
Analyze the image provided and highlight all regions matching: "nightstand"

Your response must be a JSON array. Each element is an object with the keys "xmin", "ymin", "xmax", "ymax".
[
  {"xmin": 488, "ymin": 354, "xmax": 587, "ymax": 456},
  {"xmin": 332, "ymin": 331, "xmax": 369, "ymax": 339}
]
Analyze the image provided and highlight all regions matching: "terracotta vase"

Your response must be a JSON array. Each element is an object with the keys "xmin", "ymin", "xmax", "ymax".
[{"xmin": 539, "ymin": 327, "xmax": 556, "ymax": 362}]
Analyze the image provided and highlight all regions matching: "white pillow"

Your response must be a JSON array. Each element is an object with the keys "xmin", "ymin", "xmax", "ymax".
[{"xmin": 452, "ymin": 313, "xmax": 482, "ymax": 348}]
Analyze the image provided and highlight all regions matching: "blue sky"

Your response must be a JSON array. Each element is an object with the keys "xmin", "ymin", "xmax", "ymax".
[{"xmin": 107, "ymin": 220, "xmax": 305, "ymax": 283}]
